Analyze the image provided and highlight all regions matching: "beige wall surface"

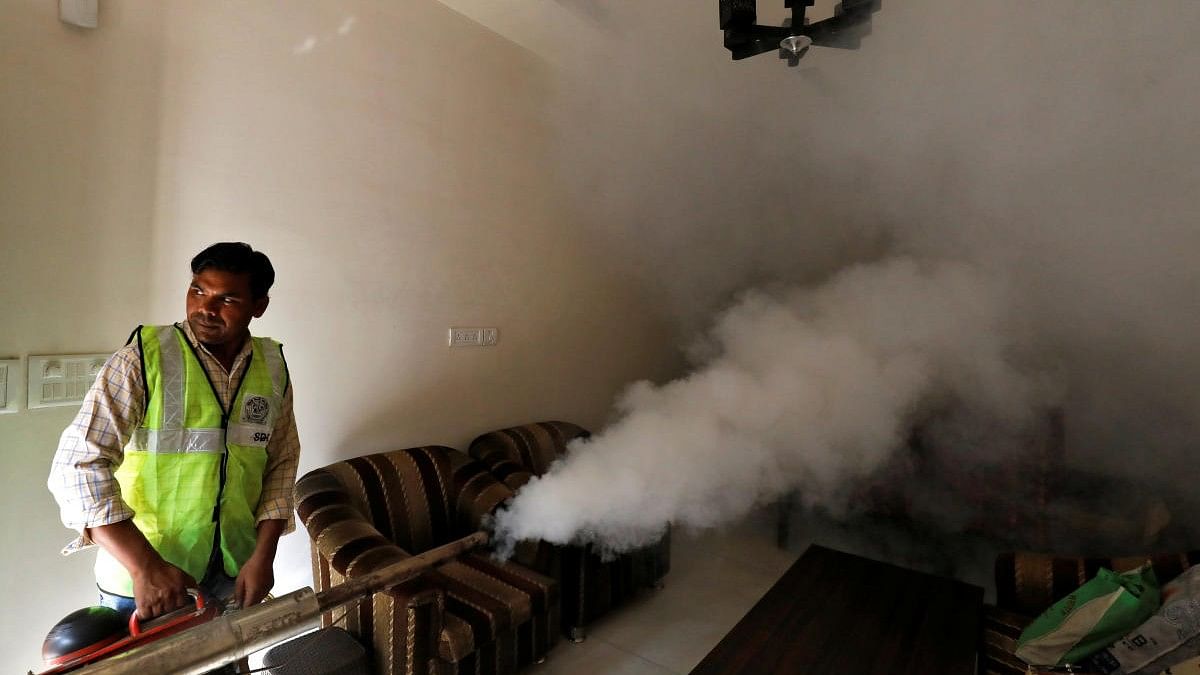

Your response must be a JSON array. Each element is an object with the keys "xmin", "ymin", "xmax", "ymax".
[
  {"xmin": 144, "ymin": 0, "xmax": 677, "ymax": 599},
  {"xmin": 0, "ymin": 1, "xmax": 676, "ymax": 671},
  {"xmin": 0, "ymin": 1, "xmax": 165, "ymax": 669}
]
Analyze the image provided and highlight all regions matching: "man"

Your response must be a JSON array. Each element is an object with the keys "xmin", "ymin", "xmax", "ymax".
[{"xmin": 48, "ymin": 242, "xmax": 299, "ymax": 624}]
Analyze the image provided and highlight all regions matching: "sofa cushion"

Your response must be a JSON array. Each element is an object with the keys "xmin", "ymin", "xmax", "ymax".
[
  {"xmin": 438, "ymin": 613, "xmax": 476, "ymax": 665},
  {"xmin": 435, "ymin": 552, "xmax": 558, "ymax": 664}
]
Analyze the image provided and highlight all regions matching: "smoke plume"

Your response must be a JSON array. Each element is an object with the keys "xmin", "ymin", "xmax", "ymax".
[
  {"xmin": 492, "ymin": 256, "xmax": 1057, "ymax": 555},
  {"xmin": 511, "ymin": 0, "xmax": 1200, "ymax": 556}
]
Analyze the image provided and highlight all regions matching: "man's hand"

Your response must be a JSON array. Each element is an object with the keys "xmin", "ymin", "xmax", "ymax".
[
  {"xmin": 234, "ymin": 551, "xmax": 274, "ymax": 608},
  {"xmin": 87, "ymin": 519, "xmax": 196, "ymax": 619},
  {"xmin": 131, "ymin": 558, "xmax": 196, "ymax": 619},
  {"xmin": 234, "ymin": 519, "xmax": 285, "ymax": 609}
]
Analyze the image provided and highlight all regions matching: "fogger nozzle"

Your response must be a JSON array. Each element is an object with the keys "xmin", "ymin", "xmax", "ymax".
[{"xmin": 72, "ymin": 531, "xmax": 490, "ymax": 675}]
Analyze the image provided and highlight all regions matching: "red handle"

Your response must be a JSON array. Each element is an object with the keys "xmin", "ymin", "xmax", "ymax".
[{"xmin": 128, "ymin": 588, "xmax": 204, "ymax": 636}]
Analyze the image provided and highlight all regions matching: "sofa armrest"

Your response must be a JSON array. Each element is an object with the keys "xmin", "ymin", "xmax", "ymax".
[
  {"xmin": 298, "ymin": 467, "xmax": 454, "ymax": 672},
  {"xmin": 296, "ymin": 467, "xmax": 413, "ymax": 573},
  {"xmin": 467, "ymin": 421, "xmax": 589, "ymax": 490},
  {"xmin": 296, "ymin": 466, "xmax": 453, "ymax": 607},
  {"xmin": 980, "ymin": 604, "xmax": 1036, "ymax": 675},
  {"xmin": 448, "ymin": 451, "xmax": 518, "ymax": 533}
]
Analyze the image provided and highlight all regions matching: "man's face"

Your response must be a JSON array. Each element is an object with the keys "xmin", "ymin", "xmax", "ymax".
[{"xmin": 185, "ymin": 268, "xmax": 268, "ymax": 349}]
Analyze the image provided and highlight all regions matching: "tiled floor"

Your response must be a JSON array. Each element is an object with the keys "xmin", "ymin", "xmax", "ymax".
[
  {"xmin": 246, "ymin": 506, "xmax": 1000, "ymax": 673},
  {"xmin": 535, "ymin": 506, "xmax": 1001, "ymax": 675},
  {"xmin": 535, "ymin": 508, "xmax": 799, "ymax": 675}
]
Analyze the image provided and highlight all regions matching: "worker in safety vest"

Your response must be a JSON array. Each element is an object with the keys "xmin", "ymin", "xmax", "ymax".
[{"xmin": 48, "ymin": 242, "xmax": 300, "ymax": 622}]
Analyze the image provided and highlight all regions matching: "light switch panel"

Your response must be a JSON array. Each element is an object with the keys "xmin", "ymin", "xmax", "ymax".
[
  {"xmin": 448, "ymin": 327, "xmax": 499, "ymax": 347},
  {"xmin": 28, "ymin": 353, "xmax": 111, "ymax": 408},
  {"xmin": 0, "ymin": 359, "xmax": 19, "ymax": 414}
]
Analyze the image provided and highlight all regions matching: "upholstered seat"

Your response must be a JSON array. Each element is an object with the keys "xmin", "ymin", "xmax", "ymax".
[
  {"xmin": 295, "ymin": 445, "xmax": 559, "ymax": 675},
  {"xmin": 468, "ymin": 421, "xmax": 670, "ymax": 641}
]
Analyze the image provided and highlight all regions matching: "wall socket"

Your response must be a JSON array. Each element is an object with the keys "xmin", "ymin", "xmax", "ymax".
[
  {"xmin": 0, "ymin": 359, "xmax": 20, "ymax": 414},
  {"xmin": 448, "ymin": 327, "xmax": 499, "ymax": 347}
]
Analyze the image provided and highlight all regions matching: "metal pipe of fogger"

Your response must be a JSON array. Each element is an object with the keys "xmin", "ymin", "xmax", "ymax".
[{"xmin": 74, "ymin": 531, "xmax": 489, "ymax": 675}]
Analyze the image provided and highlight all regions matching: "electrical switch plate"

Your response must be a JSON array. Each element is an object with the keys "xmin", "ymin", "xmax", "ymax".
[
  {"xmin": 60, "ymin": 0, "xmax": 98, "ymax": 28},
  {"xmin": 28, "ymin": 353, "xmax": 111, "ymax": 409},
  {"xmin": 448, "ymin": 327, "xmax": 499, "ymax": 347},
  {"xmin": 0, "ymin": 359, "xmax": 20, "ymax": 414}
]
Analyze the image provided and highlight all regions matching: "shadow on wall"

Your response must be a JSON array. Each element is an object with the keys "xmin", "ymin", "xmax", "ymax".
[{"xmin": 1, "ymin": 4, "xmax": 171, "ymax": 674}]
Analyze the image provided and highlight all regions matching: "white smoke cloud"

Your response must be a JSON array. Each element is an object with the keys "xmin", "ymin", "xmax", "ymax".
[
  {"xmin": 493, "ymin": 256, "xmax": 1058, "ymax": 554},
  {"xmin": 541, "ymin": 1, "xmax": 1200, "ymax": 498}
]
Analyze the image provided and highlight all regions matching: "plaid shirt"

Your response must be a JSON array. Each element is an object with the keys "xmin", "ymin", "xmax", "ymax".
[{"xmin": 47, "ymin": 321, "xmax": 300, "ymax": 554}]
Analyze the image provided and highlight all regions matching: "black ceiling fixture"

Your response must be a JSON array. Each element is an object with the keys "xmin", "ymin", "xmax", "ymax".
[{"xmin": 720, "ymin": 0, "xmax": 882, "ymax": 65}]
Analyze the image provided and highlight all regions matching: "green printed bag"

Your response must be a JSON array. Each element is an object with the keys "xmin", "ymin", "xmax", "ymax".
[{"xmin": 1016, "ymin": 564, "xmax": 1161, "ymax": 667}]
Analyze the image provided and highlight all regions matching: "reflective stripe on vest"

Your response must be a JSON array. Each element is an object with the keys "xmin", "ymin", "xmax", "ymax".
[{"xmin": 96, "ymin": 324, "xmax": 288, "ymax": 596}]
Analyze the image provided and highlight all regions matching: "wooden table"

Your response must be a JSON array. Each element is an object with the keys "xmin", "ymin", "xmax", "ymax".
[{"xmin": 690, "ymin": 544, "xmax": 984, "ymax": 675}]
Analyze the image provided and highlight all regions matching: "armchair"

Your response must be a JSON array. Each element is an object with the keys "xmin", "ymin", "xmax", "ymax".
[
  {"xmin": 295, "ymin": 445, "xmax": 560, "ymax": 675},
  {"xmin": 468, "ymin": 421, "xmax": 670, "ymax": 642}
]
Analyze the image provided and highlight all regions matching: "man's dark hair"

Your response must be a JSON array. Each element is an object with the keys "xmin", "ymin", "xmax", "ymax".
[{"xmin": 191, "ymin": 242, "xmax": 275, "ymax": 300}]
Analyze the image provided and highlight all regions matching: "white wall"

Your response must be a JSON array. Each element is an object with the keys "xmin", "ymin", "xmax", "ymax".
[
  {"xmin": 0, "ymin": 1, "xmax": 677, "ymax": 671},
  {"xmin": 0, "ymin": 1, "xmax": 165, "ymax": 669},
  {"xmin": 141, "ymin": 0, "xmax": 680, "ymax": 623}
]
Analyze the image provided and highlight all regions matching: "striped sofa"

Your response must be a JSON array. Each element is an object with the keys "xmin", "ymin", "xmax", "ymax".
[
  {"xmin": 295, "ymin": 446, "xmax": 560, "ymax": 675},
  {"xmin": 468, "ymin": 421, "xmax": 670, "ymax": 642},
  {"xmin": 981, "ymin": 550, "xmax": 1200, "ymax": 674}
]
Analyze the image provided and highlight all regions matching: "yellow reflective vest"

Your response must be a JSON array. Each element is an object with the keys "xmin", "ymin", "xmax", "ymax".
[{"xmin": 95, "ymin": 324, "xmax": 289, "ymax": 596}]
